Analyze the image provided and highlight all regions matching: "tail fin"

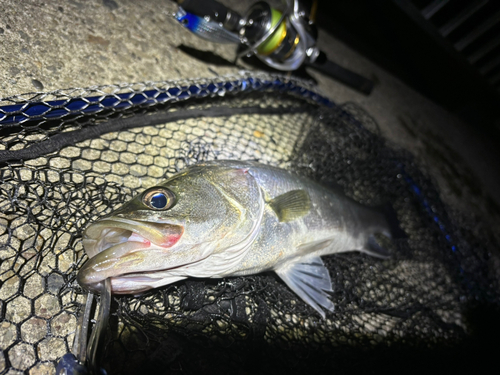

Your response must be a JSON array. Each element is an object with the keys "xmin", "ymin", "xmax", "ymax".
[
  {"xmin": 380, "ymin": 203, "xmax": 406, "ymax": 240},
  {"xmin": 362, "ymin": 235, "xmax": 391, "ymax": 258},
  {"xmin": 360, "ymin": 204, "xmax": 405, "ymax": 259}
]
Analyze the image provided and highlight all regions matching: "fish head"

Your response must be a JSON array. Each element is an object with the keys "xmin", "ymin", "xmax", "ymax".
[{"xmin": 77, "ymin": 164, "xmax": 263, "ymax": 294}]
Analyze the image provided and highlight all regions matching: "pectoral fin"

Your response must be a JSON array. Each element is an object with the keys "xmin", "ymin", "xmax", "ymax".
[
  {"xmin": 269, "ymin": 190, "xmax": 311, "ymax": 222},
  {"xmin": 275, "ymin": 256, "xmax": 334, "ymax": 319}
]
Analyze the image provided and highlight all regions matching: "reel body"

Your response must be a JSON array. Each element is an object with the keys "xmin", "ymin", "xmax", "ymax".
[
  {"xmin": 175, "ymin": 0, "xmax": 374, "ymax": 94},
  {"xmin": 175, "ymin": 0, "xmax": 318, "ymax": 70}
]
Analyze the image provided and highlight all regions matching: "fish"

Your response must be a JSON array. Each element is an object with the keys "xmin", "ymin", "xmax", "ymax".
[
  {"xmin": 77, "ymin": 160, "xmax": 396, "ymax": 318},
  {"xmin": 174, "ymin": 7, "xmax": 241, "ymax": 44}
]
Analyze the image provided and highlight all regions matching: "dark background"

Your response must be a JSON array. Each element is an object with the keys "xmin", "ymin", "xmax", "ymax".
[{"xmin": 313, "ymin": 0, "xmax": 500, "ymax": 137}]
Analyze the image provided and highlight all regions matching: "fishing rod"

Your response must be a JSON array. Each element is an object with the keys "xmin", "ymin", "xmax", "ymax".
[{"xmin": 173, "ymin": 0, "xmax": 374, "ymax": 95}]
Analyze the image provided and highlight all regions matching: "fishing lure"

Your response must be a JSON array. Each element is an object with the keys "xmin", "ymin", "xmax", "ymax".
[{"xmin": 174, "ymin": 7, "xmax": 241, "ymax": 44}]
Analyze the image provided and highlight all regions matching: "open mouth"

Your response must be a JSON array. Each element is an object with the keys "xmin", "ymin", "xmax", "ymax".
[
  {"xmin": 83, "ymin": 226, "xmax": 150, "ymax": 260},
  {"xmin": 77, "ymin": 217, "xmax": 184, "ymax": 293},
  {"xmin": 83, "ymin": 217, "xmax": 184, "ymax": 257}
]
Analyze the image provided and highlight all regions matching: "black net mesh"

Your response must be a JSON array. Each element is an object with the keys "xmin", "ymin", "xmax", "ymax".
[{"xmin": 0, "ymin": 72, "xmax": 498, "ymax": 375}]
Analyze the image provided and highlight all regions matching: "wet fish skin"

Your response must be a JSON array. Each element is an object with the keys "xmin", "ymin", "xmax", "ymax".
[{"xmin": 78, "ymin": 160, "xmax": 392, "ymax": 318}]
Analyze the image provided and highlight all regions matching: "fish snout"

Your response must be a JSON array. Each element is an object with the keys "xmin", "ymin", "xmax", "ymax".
[
  {"xmin": 77, "ymin": 218, "xmax": 184, "ymax": 293},
  {"xmin": 77, "ymin": 239, "xmax": 148, "ymax": 292}
]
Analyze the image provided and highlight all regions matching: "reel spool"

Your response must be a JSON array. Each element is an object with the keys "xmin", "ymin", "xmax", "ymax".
[{"xmin": 240, "ymin": 0, "xmax": 319, "ymax": 71}]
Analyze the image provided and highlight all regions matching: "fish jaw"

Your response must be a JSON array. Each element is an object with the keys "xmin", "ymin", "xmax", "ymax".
[{"xmin": 77, "ymin": 217, "xmax": 186, "ymax": 293}]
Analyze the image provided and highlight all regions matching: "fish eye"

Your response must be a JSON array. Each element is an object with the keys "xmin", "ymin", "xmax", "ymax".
[{"xmin": 142, "ymin": 188, "xmax": 176, "ymax": 210}]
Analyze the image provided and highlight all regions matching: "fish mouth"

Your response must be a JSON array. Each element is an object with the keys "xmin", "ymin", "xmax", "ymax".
[{"xmin": 77, "ymin": 217, "xmax": 184, "ymax": 293}]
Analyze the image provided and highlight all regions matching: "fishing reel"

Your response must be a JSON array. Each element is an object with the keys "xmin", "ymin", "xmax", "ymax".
[
  {"xmin": 239, "ymin": 0, "xmax": 319, "ymax": 71},
  {"xmin": 174, "ymin": 0, "xmax": 374, "ymax": 94}
]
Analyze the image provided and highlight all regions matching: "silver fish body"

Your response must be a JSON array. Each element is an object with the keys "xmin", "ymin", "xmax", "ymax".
[{"xmin": 78, "ymin": 160, "xmax": 392, "ymax": 318}]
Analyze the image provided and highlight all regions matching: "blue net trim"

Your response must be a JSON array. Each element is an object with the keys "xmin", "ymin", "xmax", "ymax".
[{"xmin": 0, "ymin": 72, "xmax": 333, "ymax": 126}]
